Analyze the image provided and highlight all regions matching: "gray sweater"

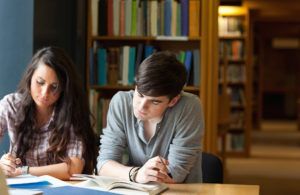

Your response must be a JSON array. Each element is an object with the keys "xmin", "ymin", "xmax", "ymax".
[{"xmin": 97, "ymin": 90, "xmax": 205, "ymax": 182}]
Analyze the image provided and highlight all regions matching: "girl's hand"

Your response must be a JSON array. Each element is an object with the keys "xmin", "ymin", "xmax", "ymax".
[{"xmin": 0, "ymin": 153, "xmax": 22, "ymax": 177}]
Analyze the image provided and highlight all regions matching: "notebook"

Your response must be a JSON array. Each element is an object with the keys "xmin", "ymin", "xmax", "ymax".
[{"xmin": 72, "ymin": 174, "xmax": 168, "ymax": 195}]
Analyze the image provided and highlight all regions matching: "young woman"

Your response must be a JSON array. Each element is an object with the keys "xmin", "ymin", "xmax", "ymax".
[{"xmin": 0, "ymin": 46, "xmax": 97, "ymax": 179}]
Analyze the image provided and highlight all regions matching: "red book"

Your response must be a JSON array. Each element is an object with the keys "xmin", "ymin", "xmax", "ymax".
[{"xmin": 107, "ymin": 0, "xmax": 113, "ymax": 36}]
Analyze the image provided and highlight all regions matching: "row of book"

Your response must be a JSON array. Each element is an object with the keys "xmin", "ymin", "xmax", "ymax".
[
  {"xmin": 218, "ymin": 16, "xmax": 244, "ymax": 36},
  {"xmin": 89, "ymin": 44, "xmax": 201, "ymax": 87},
  {"xmin": 91, "ymin": 0, "xmax": 201, "ymax": 37},
  {"xmin": 219, "ymin": 64, "xmax": 246, "ymax": 83},
  {"xmin": 231, "ymin": 87, "xmax": 245, "ymax": 106},
  {"xmin": 89, "ymin": 90, "xmax": 111, "ymax": 135},
  {"xmin": 220, "ymin": 40, "xmax": 245, "ymax": 59},
  {"xmin": 230, "ymin": 109, "xmax": 245, "ymax": 129},
  {"xmin": 218, "ymin": 132, "xmax": 244, "ymax": 152}
]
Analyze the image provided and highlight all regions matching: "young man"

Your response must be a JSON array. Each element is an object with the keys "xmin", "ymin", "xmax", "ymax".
[{"xmin": 97, "ymin": 51, "xmax": 205, "ymax": 183}]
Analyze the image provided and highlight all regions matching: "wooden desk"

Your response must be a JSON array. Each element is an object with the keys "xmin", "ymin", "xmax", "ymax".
[
  {"xmin": 164, "ymin": 183, "xmax": 259, "ymax": 195},
  {"xmin": 67, "ymin": 181, "xmax": 259, "ymax": 195}
]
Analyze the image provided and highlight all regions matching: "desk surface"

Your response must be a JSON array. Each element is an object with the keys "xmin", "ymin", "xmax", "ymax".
[
  {"xmin": 67, "ymin": 181, "xmax": 259, "ymax": 195},
  {"xmin": 163, "ymin": 183, "xmax": 259, "ymax": 195}
]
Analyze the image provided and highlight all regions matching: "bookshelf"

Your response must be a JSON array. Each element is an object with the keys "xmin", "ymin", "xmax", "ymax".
[
  {"xmin": 86, "ymin": 0, "xmax": 219, "ymax": 153},
  {"xmin": 218, "ymin": 6, "xmax": 252, "ymax": 157}
]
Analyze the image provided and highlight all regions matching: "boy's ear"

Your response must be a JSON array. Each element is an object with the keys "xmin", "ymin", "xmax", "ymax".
[{"xmin": 168, "ymin": 94, "xmax": 181, "ymax": 107}]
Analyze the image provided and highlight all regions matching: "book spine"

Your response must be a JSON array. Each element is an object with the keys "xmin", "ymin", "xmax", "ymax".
[
  {"xmin": 98, "ymin": 0, "xmax": 107, "ymax": 36},
  {"xmin": 131, "ymin": 0, "xmax": 137, "ymax": 36},
  {"xmin": 150, "ymin": 0, "xmax": 158, "ymax": 36},
  {"xmin": 91, "ymin": 0, "xmax": 99, "ymax": 36},
  {"xmin": 119, "ymin": 0, "xmax": 125, "ymax": 36},
  {"xmin": 176, "ymin": 2, "xmax": 181, "ymax": 36},
  {"xmin": 125, "ymin": 0, "xmax": 132, "ymax": 36},
  {"xmin": 97, "ymin": 48, "xmax": 107, "ymax": 86},
  {"xmin": 193, "ymin": 49, "xmax": 201, "ymax": 87},
  {"xmin": 171, "ymin": 0, "xmax": 177, "ymax": 36},
  {"xmin": 189, "ymin": 0, "xmax": 200, "ymax": 37},
  {"xmin": 128, "ymin": 47, "xmax": 136, "ymax": 86},
  {"xmin": 181, "ymin": 0, "xmax": 189, "ymax": 36},
  {"xmin": 113, "ymin": 0, "xmax": 121, "ymax": 36},
  {"xmin": 107, "ymin": 0, "xmax": 114, "ymax": 36},
  {"xmin": 164, "ymin": 0, "xmax": 172, "ymax": 36},
  {"xmin": 184, "ymin": 50, "xmax": 193, "ymax": 85},
  {"xmin": 121, "ymin": 46, "xmax": 130, "ymax": 85},
  {"xmin": 89, "ymin": 47, "xmax": 95, "ymax": 85}
]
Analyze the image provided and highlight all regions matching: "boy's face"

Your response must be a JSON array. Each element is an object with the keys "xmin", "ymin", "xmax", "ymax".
[{"xmin": 133, "ymin": 88, "xmax": 179, "ymax": 122}]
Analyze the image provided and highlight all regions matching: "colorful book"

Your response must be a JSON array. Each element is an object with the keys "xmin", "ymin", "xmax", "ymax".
[
  {"xmin": 184, "ymin": 50, "xmax": 193, "ymax": 86},
  {"xmin": 142, "ymin": 0, "xmax": 148, "ymax": 36},
  {"xmin": 125, "ymin": 0, "xmax": 132, "ymax": 36},
  {"xmin": 91, "ymin": 0, "xmax": 99, "ymax": 36},
  {"xmin": 157, "ymin": 1, "xmax": 162, "ymax": 36},
  {"xmin": 178, "ymin": 51, "xmax": 185, "ymax": 63},
  {"xmin": 128, "ymin": 47, "xmax": 136, "ymax": 86},
  {"xmin": 164, "ymin": 0, "xmax": 172, "ymax": 36},
  {"xmin": 193, "ymin": 49, "xmax": 201, "ymax": 87},
  {"xmin": 136, "ymin": 0, "xmax": 143, "ymax": 36},
  {"xmin": 144, "ymin": 45, "xmax": 157, "ymax": 58},
  {"xmin": 89, "ymin": 47, "xmax": 95, "ymax": 85},
  {"xmin": 113, "ymin": 0, "xmax": 120, "ymax": 36},
  {"xmin": 107, "ymin": 0, "xmax": 113, "ymax": 36},
  {"xmin": 121, "ymin": 46, "xmax": 130, "ymax": 85},
  {"xmin": 160, "ymin": 0, "xmax": 165, "ymax": 36},
  {"xmin": 150, "ymin": 0, "xmax": 158, "ymax": 36},
  {"xmin": 107, "ymin": 48, "xmax": 120, "ymax": 85},
  {"xmin": 189, "ymin": 0, "xmax": 200, "ymax": 37},
  {"xmin": 131, "ymin": 0, "xmax": 137, "ymax": 36},
  {"xmin": 98, "ymin": 0, "xmax": 107, "ymax": 36},
  {"xmin": 135, "ymin": 43, "xmax": 144, "ymax": 77},
  {"xmin": 181, "ymin": 0, "xmax": 189, "ymax": 36},
  {"xmin": 97, "ymin": 48, "xmax": 107, "ymax": 86},
  {"xmin": 171, "ymin": 0, "xmax": 177, "ymax": 36},
  {"xmin": 119, "ymin": 0, "xmax": 125, "ymax": 36},
  {"xmin": 176, "ymin": 2, "xmax": 181, "ymax": 36}
]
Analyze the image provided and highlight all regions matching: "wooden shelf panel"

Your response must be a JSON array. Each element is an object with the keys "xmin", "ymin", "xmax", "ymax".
[
  {"xmin": 219, "ymin": 35, "xmax": 247, "ymax": 40},
  {"xmin": 231, "ymin": 104, "xmax": 246, "ymax": 109},
  {"xmin": 225, "ymin": 151, "xmax": 248, "ymax": 157},
  {"xmin": 91, "ymin": 36, "xmax": 201, "ymax": 41},
  {"xmin": 89, "ymin": 85, "xmax": 200, "ymax": 92}
]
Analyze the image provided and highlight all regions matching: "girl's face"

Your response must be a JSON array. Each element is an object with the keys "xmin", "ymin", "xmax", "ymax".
[{"xmin": 30, "ymin": 62, "xmax": 61, "ymax": 112}]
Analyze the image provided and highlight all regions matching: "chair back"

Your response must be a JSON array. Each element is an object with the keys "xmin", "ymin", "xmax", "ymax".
[{"xmin": 202, "ymin": 152, "xmax": 223, "ymax": 183}]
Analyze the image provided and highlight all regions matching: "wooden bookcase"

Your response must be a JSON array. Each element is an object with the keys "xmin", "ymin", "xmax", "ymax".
[
  {"xmin": 86, "ymin": 0, "xmax": 219, "ymax": 153},
  {"xmin": 218, "ymin": 6, "xmax": 252, "ymax": 157}
]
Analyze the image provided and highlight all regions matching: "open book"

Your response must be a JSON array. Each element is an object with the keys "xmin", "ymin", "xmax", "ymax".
[{"xmin": 71, "ymin": 174, "xmax": 168, "ymax": 195}]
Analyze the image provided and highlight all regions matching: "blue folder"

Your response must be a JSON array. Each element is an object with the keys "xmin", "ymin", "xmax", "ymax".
[{"xmin": 42, "ymin": 186, "xmax": 120, "ymax": 195}]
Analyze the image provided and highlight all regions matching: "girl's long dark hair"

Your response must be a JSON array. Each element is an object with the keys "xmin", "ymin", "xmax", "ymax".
[{"xmin": 16, "ymin": 46, "xmax": 97, "ymax": 174}]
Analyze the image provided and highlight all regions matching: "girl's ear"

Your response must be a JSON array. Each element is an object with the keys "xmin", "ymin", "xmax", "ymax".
[{"xmin": 168, "ymin": 94, "xmax": 181, "ymax": 107}]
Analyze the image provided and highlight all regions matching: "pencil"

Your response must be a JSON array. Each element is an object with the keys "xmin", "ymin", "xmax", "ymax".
[{"xmin": 158, "ymin": 156, "xmax": 173, "ymax": 178}]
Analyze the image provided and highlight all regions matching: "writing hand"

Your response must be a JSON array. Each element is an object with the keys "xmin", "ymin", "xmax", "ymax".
[
  {"xmin": 0, "ymin": 153, "xmax": 22, "ymax": 177},
  {"xmin": 135, "ymin": 156, "xmax": 170, "ymax": 184}
]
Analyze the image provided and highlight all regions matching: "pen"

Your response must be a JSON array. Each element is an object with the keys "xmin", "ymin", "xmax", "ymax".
[{"xmin": 158, "ymin": 156, "xmax": 173, "ymax": 178}]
